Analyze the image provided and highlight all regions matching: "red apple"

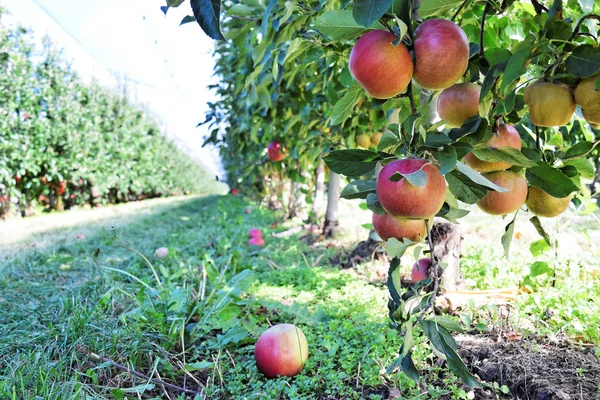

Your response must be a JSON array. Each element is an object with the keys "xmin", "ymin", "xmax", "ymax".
[
  {"xmin": 437, "ymin": 83, "xmax": 481, "ymax": 128},
  {"xmin": 376, "ymin": 159, "xmax": 447, "ymax": 219},
  {"xmin": 477, "ymin": 171, "xmax": 527, "ymax": 215},
  {"xmin": 464, "ymin": 124, "xmax": 522, "ymax": 172},
  {"xmin": 412, "ymin": 258, "xmax": 431, "ymax": 282},
  {"xmin": 372, "ymin": 213, "xmax": 431, "ymax": 242},
  {"xmin": 249, "ymin": 236, "xmax": 265, "ymax": 246},
  {"xmin": 413, "ymin": 19, "xmax": 469, "ymax": 90},
  {"xmin": 268, "ymin": 141, "xmax": 287, "ymax": 162},
  {"xmin": 254, "ymin": 324, "xmax": 309, "ymax": 378},
  {"xmin": 230, "ymin": 188, "xmax": 240, "ymax": 195},
  {"xmin": 349, "ymin": 30, "xmax": 414, "ymax": 99},
  {"xmin": 248, "ymin": 228, "xmax": 263, "ymax": 238}
]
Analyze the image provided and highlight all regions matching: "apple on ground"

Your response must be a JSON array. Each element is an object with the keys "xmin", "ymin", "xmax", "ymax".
[
  {"xmin": 413, "ymin": 19, "xmax": 470, "ymax": 90},
  {"xmin": 376, "ymin": 159, "xmax": 447, "ymax": 220},
  {"xmin": 155, "ymin": 247, "xmax": 169, "ymax": 258},
  {"xmin": 412, "ymin": 258, "xmax": 432, "ymax": 283},
  {"xmin": 524, "ymin": 81, "xmax": 576, "ymax": 127},
  {"xmin": 349, "ymin": 30, "xmax": 414, "ymax": 99},
  {"xmin": 477, "ymin": 171, "xmax": 527, "ymax": 215},
  {"xmin": 526, "ymin": 186, "xmax": 572, "ymax": 218},
  {"xmin": 249, "ymin": 236, "xmax": 265, "ymax": 246},
  {"xmin": 267, "ymin": 141, "xmax": 287, "ymax": 162},
  {"xmin": 464, "ymin": 124, "xmax": 522, "ymax": 172},
  {"xmin": 248, "ymin": 228, "xmax": 263, "ymax": 238},
  {"xmin": 437, "ymin": 83, "xmax": 481, "ymax": 128},
  {"xmin": 372, "ymin": 213, "xmax": 430, "ymax": 242},
  {"xmin": 254, "ymin": 324, "xmax": 309, "ymax": 378}
]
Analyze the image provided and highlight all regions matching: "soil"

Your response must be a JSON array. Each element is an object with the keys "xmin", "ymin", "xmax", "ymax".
[{"xmin": 456, "ymin": 335, "xmax": 600, "ymax": 400}]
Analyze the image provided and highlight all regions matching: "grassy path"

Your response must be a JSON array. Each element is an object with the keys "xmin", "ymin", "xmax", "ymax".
[{"xmin": 1, "ymin": 194, "xmax": 598, "ymax": 399}]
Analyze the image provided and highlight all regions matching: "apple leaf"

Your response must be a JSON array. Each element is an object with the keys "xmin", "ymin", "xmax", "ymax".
[
  {"xmin": 529, "ymin": 261, "xmax": 553, "ymax": 278},
  {"xmin": 431, "ymin": 145, "xmax": 457, "ymax": 175},
  {"xmin": 499, "ymin": 43, "xmax": 532, "ymax": 94},
  {"xmin": 564, "ymin": 158, "xmax": 595, "ymax": 179},
  {"xmin": 501, "ymin": 212, "xmax": 517, "ymax": 259},
  {"xmin": 377, "ymin": 131, "xmax": 400, "ymax": 152},
  {"xmin": 480, "ymin": 62, "xmax": 506, "ymax": 102},
  {"xmin": 225, "ymin": 4, "xmax": 254, "ymax": 17},
  {"xmin": 314, "ymin": 10, "xmax": 385, "ymax": 41},
  {"xmin": 390, "ymin": 168, "xmax": 428, "ymax": 187},
  {"xmin": 366, "ymin": 192, "xmax": 385, "ymax": 214},
  {"xmin": 559, "ymin": 140, "xmax": 600, "ymax": 160},
  {"xmin": 386, "ymin": 258, "xmax": 402, "ymax": 304},
  {"xmin": 180, "ymin": 15, "xmax": 196, "ymax": 25},
  {"xmin": 436, "ymin": 202, "xmax": 470, "ymax": 223},
  {"xmin": 387, "ymin": 237, "xmax": 415, "ymax": 259},
  {"xmin": 324, "ymin": 149, "xmax": 380, "ymax": 177},
  {"xmin": 446, "ymin": 170, "xmax": 488, "ymax": 204},
  {"xmin": 455, "ymin": 162, "xmax": 509, "ymax": 192},
  {"xmin": 331, "ymin": 86, "xmax": 364, "ymax": 126},
  {"xmin": 420, "ymin": 320, "xmax": 481, "ymax": 387},
  {"xmin": 341, "ymin": 180, "xmax": 377, "ymax": 199},
  {"xmin": 529, "ymin": 216, "xmax": 551, "ymax": 246},
  {"xmin": 190, "ymin": 0, "xmax": 225, "ymax": 41},
  {"xmin": 352, "ymin": 0, "xmax": 395, "ymax": 27},
  {"xmin": 565, "ymin": 44, "xmax": 600, "ymax": 78},
  {"xmin": 525, "ymin": 163, "xmax": 579, "ymax": 198},
  {"xmin": 530, "ymin": 239, "xmax": 551, "ymax": 257},
  {"xmin": 418, "ymin": 0, "xmax": 464, "ymax": 18},
  {"xmin": 471, "ymin": 147, "xmax": 537, "ymax": 168}
]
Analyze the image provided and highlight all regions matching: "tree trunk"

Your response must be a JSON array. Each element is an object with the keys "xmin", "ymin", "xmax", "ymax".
[
  {"xmin": 323, "ymin": 171, "xmax": 341, "ymax": 237},
  {"xmin": 430, "ymin": 221, "xmax": 463, "ymax": 291},
  {"xmin": 312, "ymin": 159, "xmax": 325, "ymax": 221},
  {"xmin": 287, "ymin": 179, "xmax": 297, "ymax": 219},
  {"xmin": 590, "ymin": 150, "xmax": 599, "ymax": 195}
]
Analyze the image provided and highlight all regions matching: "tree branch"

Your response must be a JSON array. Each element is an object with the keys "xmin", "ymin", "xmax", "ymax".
[
  {"xmin": 76, "ymin": 345, "xmax": 204, "ymax": 396},
  {"xmin": 479, "ymin": 7, "xmax": 487, "ymax": 58},
  {"xmin": 569, "ymin": 14, "xmax": 600, "ymax": 42},
  {"xmin": 418, "ymin": 219, "xmax": 440, "ymax": 321}
]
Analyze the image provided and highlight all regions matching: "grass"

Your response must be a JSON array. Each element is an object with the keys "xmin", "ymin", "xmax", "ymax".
[{"xmin": 0, "ymin": 193, "xmax": 599, "ymax": 399}]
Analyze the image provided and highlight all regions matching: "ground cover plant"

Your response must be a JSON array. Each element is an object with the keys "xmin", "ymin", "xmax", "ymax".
[{"xmin": 1, "ymin": 195, "xmax": 599, "ymax": 399}]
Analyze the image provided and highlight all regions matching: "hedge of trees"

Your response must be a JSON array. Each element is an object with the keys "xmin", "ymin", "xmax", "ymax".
[{"xmin": 0, "ymin": 16, "xmax": 218, "ymax": 217}]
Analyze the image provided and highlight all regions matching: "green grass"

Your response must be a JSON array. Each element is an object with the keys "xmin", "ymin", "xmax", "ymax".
[{"xmin": 0, "ymin": 194, "xmax": 599, "ymax": 399}]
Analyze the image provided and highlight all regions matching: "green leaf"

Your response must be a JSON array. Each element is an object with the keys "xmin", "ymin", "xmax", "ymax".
[
  {"xmin": 499, "ymin": 44, "xmax": 531, "ymax": 93},
  {"xmin": 432, "ymin": 145, "xmax": 457, "ymax": 175},
  {"xmin": 377, "ymin": 131, "xmax": 400, "ymax": 152},
  {"xmin": 430, "ymin": 315, "xmax": 465, "ymax": 333},
  {"xmin": 480, "ymin": 62, "xmax": 506, "ymax": 102},
  {"xmin": 544, "ymin": 18, "xmax": 572, "ymax": 40},
  {"xmin": 352, "ymin": 0, "xmax": 395, "ymax": 27},
  {"xmin": 185, "ymin": 360, "xmax": 214, "ymax": 372},
  {"xmin": 446, "ymin": 170, "xmax": 488, "ymax": 204},
  {"xmin": 387, "ymin": 237, "xmax": 415, "ymax": 259},
  {"xmin": 564, "ymin": 158, "xmax": 595, "ymax": 179},
  {"xmin": 324, "ymin": 149, "xmax": 380, "ymax": 177},
  {"xmin": 225, "ymin": 4, "xmax": 254, "ymax": 17},
  {"xmin": 180, "ymin": 15, "xmax": 196, "ymax": 25},
  {"xmin": 530, "ymin": 239, "xmax": 551, "ymax": 257},
  {"xmin": 331, "ymin": 86, "xmax": 363, "ymax": 126},
  {"xmin": 418, "ymin": 0, "xmax": 464, "ymax": 18},
  {"xmin": 559, "ymin": 140, "xmax": 600, "ymax": 160},
  {"xmin": 501, "ymin": 213, "xmax": 517, "ymax": 259},
  {"xmin": 341, "ymin": 180, "xmax": 377, "ymax": 199},
  {"xmin": 471, "ymin": 147, "xmax": 538, "ymax": 168},
  {"xmin": 526, "ymin": 163, "xmax": 579, "ymax": 198},
  {"xmin": 191, "ymin": 0, "xmax": 225, "ymax": 41},
  {"xmin": 314, "ymin": 10, "xmax": 385, "ymax": 40},
  {"xmin": 390, "ymin": 168, "xmax": 428, "ymax": 187},
  {"xmin": 366, "ymin": 192, "xmax": 385, "ymax": 214},
  {"xmin": 565, "ymin": 44, "xmax": 600, "ymax": 78},
  {"xmin": 387, "ymin": 258, "xmax": 402, "ymax": 304},
  {"xmin": 529, "ymin": 261, "xmax": 552, "ymax": 278},
  {"xmin": 455, "ymin": 162, "xmax": 509, "ymax": 192},
  {"xmin": 529, "ymin": 216, "xmax": 551, "ymax": 246}
]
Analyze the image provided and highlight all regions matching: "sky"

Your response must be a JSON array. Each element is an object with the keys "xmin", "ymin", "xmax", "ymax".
[{"xmin": 2, "ymin": 0, "xmax": 225, "ymax": 179}]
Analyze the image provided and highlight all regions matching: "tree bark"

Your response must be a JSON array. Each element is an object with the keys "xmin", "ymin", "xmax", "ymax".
[
  {"xmin": 312, "ymin": 159, "xmax": 325, "ymax": 220},
  {"xmin": 323, "ymin": 171, "xmax": 341, "ymax": 237},
  {"xmin": 287, "ymin": 179, "xmax": 297, "ymax": 219},
  {"xmin": 430, "ymin": 221, "xmax": 463, "ymax": 291}
]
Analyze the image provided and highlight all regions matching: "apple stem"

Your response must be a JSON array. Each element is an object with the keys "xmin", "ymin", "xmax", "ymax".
[{"xmin": 451, "ymin": 0, "xmax": 470, "ymax": 22}]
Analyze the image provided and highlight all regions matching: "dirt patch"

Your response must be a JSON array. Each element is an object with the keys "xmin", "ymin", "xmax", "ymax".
[
  {"xmin": 337, "ymin": 238, "xmax": 383, "ymax": 269},
  {"xmin": 457, "ymin": 335, "xmax": 600, "ymax": 400}
]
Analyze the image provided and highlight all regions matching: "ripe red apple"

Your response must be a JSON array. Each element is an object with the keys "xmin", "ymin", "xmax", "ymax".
[
  {"xmin": 372, "ymin": 213, "xmax": 430, "ymax": 242},
  {"xmin": 376, "ymin": 159, "xmax": 447, "ymax": 219},
  {"xmin": 349, "ymin": 30, "xmax": 414, "ymax": 99},
  {"xmin": 437, "ymin": 83, "xmax": 481, "ymax": 128},
  {"xmin": 248, "ymin": 228, "xmax": 263, "ymax": 238},
  {"xmin": 476, "ymin": 171, "xmax": 527, "ymax": 215},
  {"xmin": 267, "ymin": 141, "xmax": 287, "ymax": 162},
  {"xmin": 412, "ymin": 258, "xmax": 432, "ymax": 282},
  {"xmin": 413, "ymin": 19, "xmax": 469, "ymax": 90},
  {"xmin": 464, "ymin": 124, "xmax": 522, "ymax": 172},
  {"xmin": 249, "ymin": 236, "xmax": 265, "ymax": 246},
  {"xmin": 254, "ymin": 324, "xmax": 309, "ymax": 378},
  {"xmin": 526, "ymin": 186, "xmax": 572, "ymax": 218}
]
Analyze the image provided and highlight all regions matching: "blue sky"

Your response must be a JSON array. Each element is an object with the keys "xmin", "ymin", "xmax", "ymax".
[{"xmin": 3, "ymin": 0, "xmax": 224, "ymax": 178}]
